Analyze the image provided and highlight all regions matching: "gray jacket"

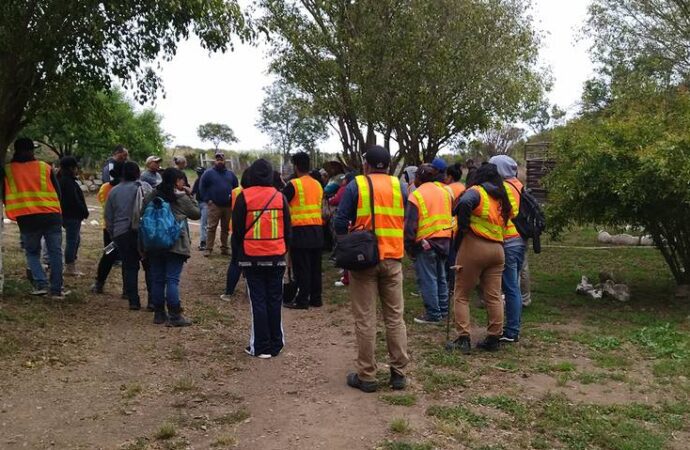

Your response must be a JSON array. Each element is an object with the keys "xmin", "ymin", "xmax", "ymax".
[
  {"xmin": 142, "ymin": 190, "xmax": 201, "ymax": 258},
  {"xmin": 105, "ymin": 181, "xmax": 152, "ymax": 239}
]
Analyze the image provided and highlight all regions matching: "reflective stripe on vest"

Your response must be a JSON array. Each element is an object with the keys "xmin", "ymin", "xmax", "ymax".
[
  {"xmin": 3, "ymin": 161, "xmax": 61, "ymax": 220},
  {"xmin": 229, "ymin": 186, "xmax": 243, "ymax": 232},
  {"xmin": 469, "ymin": 186, "xmax": 504, "ymax": 242},
  {"xmin": 289, "ymin": 176, "xmax": 323, "ymax": 226},
  {"xmin": 411, "ymin": 182, "xmax": 452, "ymax": 240},
  {"xmin": 354, "ymin": 174, "xmax": 404, "ymax": 260},
  {"xmin": 242, "ymin": 186, "xmax": 286, "ymax": 257},
  {"xmin": 503, "ymin": 179, "xmax": 522, "ymax": 240}
]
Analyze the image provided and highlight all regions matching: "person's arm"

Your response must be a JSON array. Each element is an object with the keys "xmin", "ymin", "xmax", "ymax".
[
  {"xmin": 282, "ymin": 194, "xmax": 292, "ymax": 249},
  {"xmin": 231, "ymin": 192, "xmax": 247, "ymax": 252},
  {"xmin": 51, "ymin": 170, "xmax": 61, "ymax": 200},
  {"xmin": 282, "ymin": 181, "xmax": 295, "ymax": 203},
  {"xmin": 104, "ymin": 195, "xmax": 114, "ymax": 236},
  {"xmin": 199, "ymin": 171, "xmax": 210, "ymax": 203},
  {"xmin": 334, "ymin": 180, "xmax": 358, "ymax": 235},
  {"xmin": 179, "ymin": 195, "xmax": 201, "ymax": 221},
  {"xmin": 404, "ymin": 201, "xmax": 420, "ymax": 257},
  {"xmin": 191, "ymin": 178, "xmax": 200, "ymax": 196},
  {"xmin": 454, "ymin": 189, "xmax": 481, "ymax": 231},
  {"xmin": 77, "ymin": 180, "xmax": 89, "ymax": 219}
]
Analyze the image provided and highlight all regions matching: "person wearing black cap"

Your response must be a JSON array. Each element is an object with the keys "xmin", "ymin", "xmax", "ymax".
[
  {"xmin": 58, "ymin": 156, "xmax": 89, "ymax": 277},
  {"xmin": 334, "ymin": 145, "xmax": 409, "ymax": 393},
  {"xmin": 2, "ymin": 138, "xmax": 68, "ymax": 298},
  {"xmin": 232, "ymin": 159, "xmax": 292, "ymax": 358}
]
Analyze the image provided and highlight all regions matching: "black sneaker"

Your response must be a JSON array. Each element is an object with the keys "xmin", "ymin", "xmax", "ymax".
[
  {"xmin": 90, "ymin": 283, "xmax": 104, "ymax": 294},
  {"xmin": 129, "ymin": 303, "xmax": 141, "ymax": 311},
  {"xmin": 153, "ymin": 309, "xmax": 168, "ymax": 324},
  {"xmin": 198, "ymin": 242, "xmax": 206, "ymax": 251},
  {"xmin": 499, "ymin": 335, "xmax": 519, "ymax": 343},
  {"xmin": 389, "ymin": 368, "xmax": 406, "ymax": 390},
  {"xmin": 413, "ymin": 314, "xmax": 441, "ymax": 325},
  {"xmin": 476, "ymin": 335, "xmax": 500, "ymax": 352},
  {"xmin": 145, "ymin": 304, "xmax": 155, "ymax": 312},
  {"xmin": 283, "ymin": 302, "xmax": 308, "ymax": 310},
  {"xmin": 346, "ymin": 373, "xmax": 377, "ymax": 393},
  {"xmin": 166, "ymin": 314, "xmax": 192, "ymax": 327},
  {"xmin": 445, "ymin": 336, "xmax": 471, "ymax": 354}
]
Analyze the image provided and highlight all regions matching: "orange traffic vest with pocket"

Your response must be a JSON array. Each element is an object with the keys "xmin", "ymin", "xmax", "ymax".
[
  {"xmin": 469, "ymin": 185, "xmax": 504, "ymax": 243},
  {"xmin": 97, "ymin": 182, "xmax": 114, "ymax": 229},
  {"xmin": 409, "ymin": 182, "xmax": 453, "ymax": 241},
  {"xmin": 503, "ymin": 178, "xmax": 523, "ymax": 240},
  {"xmin": 242, "ymin": 186, "xmax": 286, "ymax": 257},
  {"xmin": 289, "ymin": 175, "xmax": 323, "ymax": 227},
  {"xmin": 448, "ymin": 182, "xmax": 466, "ymax": 205},
  {"xmin": 3, "ymin": 161, "xmax": 61, "ymax": 220},
  {"xmin": 353, "ymin": 174, "xmax": 405, "ymax": 260},
  {"xmin": 229, "ymin": 186, "xmax": 243, "ymax": 232}
]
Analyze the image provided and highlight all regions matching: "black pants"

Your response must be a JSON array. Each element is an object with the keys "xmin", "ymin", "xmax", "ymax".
[
  {"xmin": 96, "ymin": 230, "xmax": 123, "ymax": 288},
  {"xmin": 245, "ymin": 266, "xmax": 285, "ymax": 356},
  {"xmin": 290, "ymin": 247, "xmax": 322, "ymax": 307},
  {"xmin": 113, "ymin": 230, "xmax": 141, "ymax": 307}
]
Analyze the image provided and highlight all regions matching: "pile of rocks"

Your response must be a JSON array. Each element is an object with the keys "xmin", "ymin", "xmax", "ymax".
[
  {"xmin": 576, "ymin": 272, "xmax": 631, "ymax": 302},
  {"xmin": 77, "ymin": 176, "xmax": 103, "ymax": 193}
]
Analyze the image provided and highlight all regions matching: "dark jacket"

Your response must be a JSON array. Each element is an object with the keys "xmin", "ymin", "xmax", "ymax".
[
  {"xmin": 282, "ymin": 180, "xmax": 323, "ymax": 249},
  {"xmin": 232, "ymin": 160, "xmax": 291, "ymax": 266},
  {"xmin": 199, "ymin": 165, "xmax": 238, "ymax": 207},
  {"xmin": 454, "ymin": 181, "xmax": 503, "ymax": 233},
  {"xmin": 59, "ymin": 173, "xmax": 89, "ymax": 221}
]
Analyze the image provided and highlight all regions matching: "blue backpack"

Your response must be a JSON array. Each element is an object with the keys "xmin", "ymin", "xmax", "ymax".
[{"xmin": 139, "ymin": 197, "xmax": 183, "ymax": 251}]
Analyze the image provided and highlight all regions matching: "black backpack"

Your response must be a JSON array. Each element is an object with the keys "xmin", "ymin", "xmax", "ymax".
[{"xmin": 507, "ymin": 181, "xmax": 546, "ymax": 254}]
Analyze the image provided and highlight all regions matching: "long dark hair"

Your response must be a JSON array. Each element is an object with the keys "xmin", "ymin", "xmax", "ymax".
[
  {"xmin": 156, "ymin": 168, "xmax": 185, "ymax": 203},
  {"xmin": 469, "ymin": 163, "xmax": 512, "ymax": 225}
]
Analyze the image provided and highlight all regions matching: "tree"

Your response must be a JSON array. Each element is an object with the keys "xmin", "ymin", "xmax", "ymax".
[
  {"xmin": 257, "ymin": 80, "xmax": 328, "ymax": 168},
  {"xmin": 23, "ymin": 88, "xmax": 167, "ymax": 162},
  {"xmin": 470, "ymin": 126, "xmax": 526, "ymax": 159},
  {"xmin": 197, "ymin": 123, "xmax": 239, "ymax": 151}
]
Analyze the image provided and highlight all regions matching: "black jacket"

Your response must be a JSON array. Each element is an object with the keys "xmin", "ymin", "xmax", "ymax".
[{"xmin": 59, "ymin": 174, "xmax": 89, "ymax": 221}]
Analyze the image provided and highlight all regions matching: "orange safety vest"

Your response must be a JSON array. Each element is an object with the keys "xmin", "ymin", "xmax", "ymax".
[
  {"xmin": 242, "ymin": 186, "xmax": 286, "ymax": 257},
  {"xmin": 409, "ymin": 182, "xmax": 453, "ymax": 241},
  {"xmin": 469, "ymin": 185, "xmax": 504, "ymax": 243},
  {"xmin": 289, "ymin": 175, "xmax": 323, "ymax": 227},
  {"xmin": 503, "ymin": 178, "xmax": 522, "ymax": 240},
  {"xmin": 229, "ymin": 186, "xmax": 243, "ymax": 232},
  {"xmin": 353, "ymin": 174, "xmax": 405, "ymax": 260},
  {"xmin": 448, "ymin": 181, "xmax": 466, "ymax": 205},
  {"xmin": 3, "ymin": 160, "xmax": 61, "ymax": 220},
  {"xmin": 97, "ymin": 182, "xmax": 114, "ymax": 229}
]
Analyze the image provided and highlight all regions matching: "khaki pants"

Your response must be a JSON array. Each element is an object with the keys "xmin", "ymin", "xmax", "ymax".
[
  {"xmin": 206, "ymin": 203, "xmax": 232, "ymax": 252},
  {"xmin": 520, "ymin": 257, "xmax": 532, "ymax": 306},
  {"xmin": 349, "ymin": 259, "xmax": 409, "ymax": 382},
  {"xmin": 453, "ymin": 232, "xmax": 505, "ymax": 337}
]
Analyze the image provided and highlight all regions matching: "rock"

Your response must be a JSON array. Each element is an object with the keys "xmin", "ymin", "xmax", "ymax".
[
  {"xmin": 576, "ymin": 276, "xmax": 594, "ymax": 295},
  {"xmin": 597, "ymin": 231, "xmax": 612, "ymax": 244},
  {"xmin": 640, "ymin": 235, "xmax": 654, "ymax": 246},
  {"xmin": 89, "ymin": 220, "xmax": 100, "ymax": 227},
  {"xmin": 94, "ymin": 179, "xmax": 103, "ymax": 186},
  {"xmin": 79, "ymin": 185, "xmax": 88, "ymax": 193},
  {"xmin": 602, "ymin": 279, "xmax": 630, "ymax": 302},
  {"xmin": 88, "ymin": 184, "xmax": 98, "ymax": 192}
]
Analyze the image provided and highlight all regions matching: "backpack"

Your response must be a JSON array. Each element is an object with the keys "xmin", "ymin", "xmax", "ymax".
[
  {"xmin": 139, "ymin": 197, "xmax": 183, "ymax": 251},
  {"xmin": 507, "ymin": 181, "xmax": 546, "ymax": 254}
]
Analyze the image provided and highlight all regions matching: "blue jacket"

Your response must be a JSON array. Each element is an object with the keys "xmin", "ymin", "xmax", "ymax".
[{"xmin": 199, "ymin": 166, "xmax": 238, "ymax": 207}]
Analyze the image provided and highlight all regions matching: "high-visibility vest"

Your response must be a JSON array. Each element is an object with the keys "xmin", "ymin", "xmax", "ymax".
[
  {"xmin": 229, "ymin": 186, "xmax": 243, "ymax": 233},
  {"xmin": 289, "ymin": 175, "xmax": 323, "ymax": 227},
  {"xmin": 242, "ymin": 186, "xmax": 286, "ymax": 257},
  {"xmin": 354, "ymin": 174, "xmax": 405, "ymax": 260},
  {"xmin": 97, "ymin": 182, "xmax": 114, "ymax": 229},
  {"xmin": 503, "ymin": 178, "xmax": 523, "ymax": 240},
  {"xmin": 469, "ymin": 185, "xmax": 504, "ymax": 243},
  {"xmin": 448, "ymin": 182, "xmax": 466, "ymax": 204},
  {"xmin": 3, "ymin": 160, "xmax": 61, "ymax": 220},
  {"xmin": 409, "ymin": 182, "xmax": 453, "ymax": 241}
]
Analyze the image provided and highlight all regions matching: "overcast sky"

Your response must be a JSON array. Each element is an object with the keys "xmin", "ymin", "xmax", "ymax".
[{"xmin": 152, "ymin": 0, "xmax": 594, "ymax": 151}]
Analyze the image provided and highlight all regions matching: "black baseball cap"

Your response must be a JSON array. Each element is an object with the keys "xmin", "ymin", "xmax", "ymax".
[
  {"xmin": 14, "ymin": 137, "xmax": 39, "ymax": 153},
  {"xmin": 364, "ymin": 145, "xmax": 390, "ymax": 170}
]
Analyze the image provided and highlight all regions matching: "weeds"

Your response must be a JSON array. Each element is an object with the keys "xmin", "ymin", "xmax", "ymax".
[
  {"xmin": 426, "ymin": 404, "xmax": 487, "ymax": 427},
  {"xmin": 380, "ymin": 394, "xmax": 417, "ymax": 407},
  {"xmin": 155, "ymin": 422, "xmax": 177, "ymax": 440},
  {"xmin": 389, "ymin": 418, "xmax": 411, "ymax": 434}
]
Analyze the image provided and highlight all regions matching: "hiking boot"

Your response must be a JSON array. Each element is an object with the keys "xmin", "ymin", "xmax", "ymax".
[
  {"xmin": 476, "ymin": 335, "xmax": 500, "ymax": 352},
  {"xmin": 198, "ymin": 241, "xmax": 206, "ymax": 251},
  {"xmin": 413, "ymin": 314, "xmax": 441, "ymax": 325},
  {"xmin": 389, "ymin": 368, "xmax": 407, "ymax": 390},
  {"xmin": 445, "ymin": 336, "xmax": 471, "ymax": 354},
  {"xmin": 50, "ymin": 290, "xmax": 72, "ymax": 300},
  {"xmin": 153, "ymin": 307, "xmax": 168, "ymax": 325},
  {"xmin": 346, "ymin": 373, "xmax": 377, "ymax": 393},
  {"xmin": 30, "ymin": 287, "xmax": 48, "ymax": 296},
  {"xmin": 145, "ymin": 304, "xmax": 155, "ymax": 312},
  {"xmin": 309, "ymin": 301, "xmax": 323, "ymax": 307},
  {"xmin": 244, "ymin": 347, "xmax": 272, "ymax": 359},
  {"xmin": 219, "ymin": 293, "xmax": 234, "ymax": 302},
  {"xmin": 129, "ymin": 302, "xmax": 141, "ymax": 311},
  {"xmin": 499, "ymin": 335, "xmax": 519, "ymax": 344},
  {"xmin": 283, "ymin": 302, "xmax": 308, "ymax": 310},
  {"xmin": 166, "ymin": 306, "xmax": 192, "ymax": 327},
  {"xmin": 63, "ymin": 262, "xmax": 84, "ymax": 277},
  {"xmin": 90, "ymin": 282, "xmax": 104, "ymax": 294}
]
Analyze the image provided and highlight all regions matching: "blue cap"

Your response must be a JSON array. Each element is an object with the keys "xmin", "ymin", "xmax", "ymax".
[{"xmin": 431, "ymin": 158, "xmax": 447, "ymax": 172}]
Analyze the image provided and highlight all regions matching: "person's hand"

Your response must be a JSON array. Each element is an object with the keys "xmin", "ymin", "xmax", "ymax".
[{"xmin": 183, "ymin": 186, "xmax": 192, "ymax": 196}]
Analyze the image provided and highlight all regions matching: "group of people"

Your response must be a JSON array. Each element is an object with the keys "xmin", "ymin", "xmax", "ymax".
[{"xmin": 3, "ymin": 136, "xmax": 533, "ymax": 394}]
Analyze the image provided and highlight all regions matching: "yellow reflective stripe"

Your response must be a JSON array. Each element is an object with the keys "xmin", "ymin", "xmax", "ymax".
[
  {"xmin": 391, "ymin": 176, "xmax": 402, "ymax": 210},
  {"xmin": 471, "ymin": 219, "xmax": 504, "ymax": 236},
  {"xmin": 294, "ymin": 178, "xmax": 305, "ymax": 206},
  {"xmin": 478, "ymin": 188, "xmax": 489, "ymax": 219},
  {"xmin": 290, "ymin": 204, "xmax": 321, "ymax": 213},
  {"xmin": 291, "ymin": 212, "xmax": 322, "ymax": 220},
  {"xmin": 5, "ymin": 200, "xmax": 61, "ymax": 211},
  {"xmin": 419, "ymin": 213, "xmax": 449, "ymax": 227},
  {"xmin": 39, "ymin": 164, "xmax": 47, "ymax": 192},
  {"xmin": 271, "ymin": 209, "xmax": 278, "ymax": 238},
  {"xmin": 376, "ymin": 228, "xmax": 403, "ymax": 238},
  {"xmin": 375, "ymin": 205, "xmax": 404, "ymax": 216},
  {"xmin": 5, "ymin": 191, "xmax": 58, "ymax": 201},
  {"xmin": 504, "ymin": 181, "xmax": 519, "ymax": 216},
  {"xmin": 4, "ymin": 165, "xmax": 17, "ymax": 193},
  {"xmin": 355, "ymin": 176, "xmax": 369, "ymax": 218},
  {"xmin": 412, "ymin": 190, "xmax": 427, "ymax": 217},
  {"xmin": 419, "ymin": 223, "xmax": 451, "ymax": 236},
  {"xmin": 253, "ymin": 211, "xmax": 261, "ymax": 239}
]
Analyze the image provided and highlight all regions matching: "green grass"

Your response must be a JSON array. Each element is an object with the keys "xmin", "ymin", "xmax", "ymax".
[
  {"xmin": 630, "ymin": 323, "xmax": 689, "ymax": 359},
  {"xmin": 426, "ymin": 404, "xmax": 487, "ymax": 427},
  {"xmin": 155, "ymin": 422, "xmax": 177, "ymax": 440},
  {"xmin": 214, "ymin": 408, "xmax": 250, "ymax": 425},
  {"xmin": 472, "ymin": 395, "xmax": 528, "ymax": 420},
  {"xmin": 211, "ymin": 434, "xmax": 237, "ymax": 447},
  {"xmin": 417, "ymin": 368, "xmax": 467, "ymax": 393},
  {"xmin": 380, "ymin": 393, "xmax": 417, "ymax": 407},
  {"xmin": 389, "ymin": 418, "xmax": 412, "ymax": 434},
  {"xmin": 382, "ymin": 441, "xmax": 433, "ymax": 450},
  {"xmin": 120, "ymin": 383, "xmax": 142, "ymax": 400}
]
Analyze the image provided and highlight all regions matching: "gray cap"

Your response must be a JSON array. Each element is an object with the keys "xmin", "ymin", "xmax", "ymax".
[{"xmin": 489, "ymin": 155, "xmax": 518, "ymax": 179}]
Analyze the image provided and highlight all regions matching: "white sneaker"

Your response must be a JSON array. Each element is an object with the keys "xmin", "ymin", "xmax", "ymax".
[
  {"xmin": 410, "ymin": 291, "xmax": 420, "ymax": 297},
  {"xmin": 31, "ymin": 288, "xmax": 48, "ymax": 296},
  {"xmin": 244, "ymin": 347, "xmax": 271, "ymax": 359},
  {"xmin": 334, "ymin": 281, "xmax": 345, "ymax": 287},
  {"xmin": 50, "ymin": 290, "xmax": 72, "ymax": 300},
  {"xmin": 219, "ymin": 294, "xmax": 233, "ymax": 302}
]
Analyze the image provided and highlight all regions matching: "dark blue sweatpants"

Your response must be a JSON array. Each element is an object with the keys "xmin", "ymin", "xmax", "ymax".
[{"xmin": 245, "ymin": 266, "xmax": 285, "ymax": 356}]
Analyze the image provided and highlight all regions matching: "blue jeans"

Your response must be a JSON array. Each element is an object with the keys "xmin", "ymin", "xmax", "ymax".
[
  {"xmin": 199, "ymin": 201, "xmax": 208, "ymax": 244},
  {"xmin": 225, "ymin": 258, "xmax": 242, "ymax": 295},
  {"xmin": 413, "ymin": 249, "xmax": 448, "ymax": 320},
  {"xmin": 63, "ymin": 218, "xmax": 82, "ymax": 264},
  {"xmin": 21, "ymin": 225, "xmax": 63, "ymax": 293},
  {"xmin": 149, "ymin": 252, "xmax": 186, "ymax": 309},
  {"xmin": 502, "ymin": 241, "xmax": 526, "ymax": 339}
]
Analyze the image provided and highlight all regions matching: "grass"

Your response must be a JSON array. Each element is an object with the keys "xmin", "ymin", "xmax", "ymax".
[
  {"xmin": 380, "ymin": 393, "xmax": 417, "ymax": 407},
  {"xmin": 211, "ymin": 434, "xmax": 237, "ymax": 447},
  {"xmin": 171, "ymin": 376, "xmax": 197, "ymax": 393},
  {"xmin": 214, "ymin": 408, "xmax": 250, "ymax": 425},
  {"xmin": 426, "ymin": 404, "xmax": 487, "ymax": 427},
  {"xmin": 418, "ymin": 369, "xmax": 467, "ymax": 393},
  {"xmin": 155, "ymin": 422, "xmax": 177, "ymax": 440},
  {"xmin": 472, "ymin": 395, "xmax": 528, "ymax": 420},
  {"xmin": 120, "ymin": 383, "xmax": 142, "ymax": 400},
  {"xmin": 389, "ymin": 418, "xmax": 412, "ymax": 434},
  {"xmin": 381, "ymin": 441, "xmax": 433, "ymax": 450}
]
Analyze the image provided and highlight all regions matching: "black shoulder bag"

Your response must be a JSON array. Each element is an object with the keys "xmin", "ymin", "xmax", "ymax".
[{"xmin": 334, "ymin": 176, "xmax": 380, "ymax": 270}]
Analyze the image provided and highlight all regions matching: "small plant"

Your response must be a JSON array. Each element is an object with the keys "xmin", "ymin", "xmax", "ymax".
[
  {"xmin": 121, "ymin": 383, "xmax": 142, "ymax": 400},
  {"xmin": 380, "ymin": 394, "xmax": 417, "ymax": 407},
  {"xmin": 169, "ymin": 347, "xmax": 187, "ymax": 361},
  {"xmin": 214, "ymin": 408, "xmax": 250, "ymax": 425},
  {"xmin": 171, "ymin": 376, "xmax": 197, "ymax": 393},
  {"xmin": 427, "ymin": 404, "xmax": 487, "ymax": 427},
  {"xmin": 155, "ymin": 422, "xmax": 177, "ymax": 440},
  {"xmin": 389, "ymin": 418, "xmax": 412, "ymax": 434},
  {"xmin": 211, "ymin": 434, "xmax": 237, "ymax": 447}
]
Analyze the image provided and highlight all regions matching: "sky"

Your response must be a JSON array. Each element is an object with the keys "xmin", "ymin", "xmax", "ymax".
[{"xmin": 152, "ymin": 0, "xmax": 594, "ymax": 151}]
